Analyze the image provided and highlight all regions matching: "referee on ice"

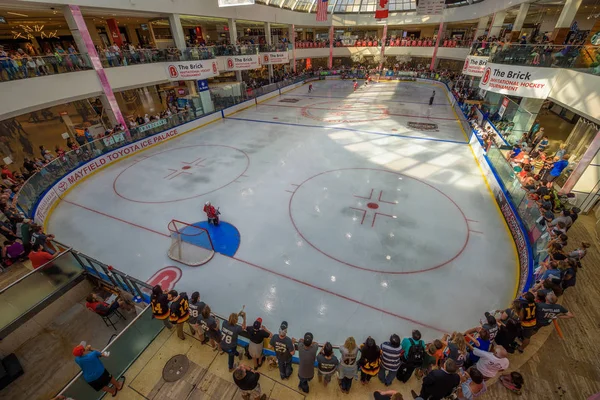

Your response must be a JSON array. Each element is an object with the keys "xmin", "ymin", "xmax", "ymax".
[{"xmin": 429, "ymin": 90, "xmax": 436, "ymax": 106}]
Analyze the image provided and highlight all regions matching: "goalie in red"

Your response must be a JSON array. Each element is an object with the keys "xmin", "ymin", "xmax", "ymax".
[{"xmin": 203, "ymin": 201, "xmax": 220, "ymax": 226}]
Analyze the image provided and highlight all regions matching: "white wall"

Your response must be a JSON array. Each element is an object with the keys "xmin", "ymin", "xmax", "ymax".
[
  {"xmin": 0, "ymin": 70, "xmax": 102, "ymax": 121},
  {"xmin": 18, "ymin": 0, "xmax": 530, "ymax": 26},
  {"xmin": 548, "ymin": 69, "xmax": 600, "ymax": 125},
  {"xmin": 105, "ymin": 63, "xmax": 170, "ymax": 92}
]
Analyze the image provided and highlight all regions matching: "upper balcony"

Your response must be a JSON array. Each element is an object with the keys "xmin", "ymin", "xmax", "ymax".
[{"xmin": 480, "ymin": 43, "xmax": 600, "ymax": 77}]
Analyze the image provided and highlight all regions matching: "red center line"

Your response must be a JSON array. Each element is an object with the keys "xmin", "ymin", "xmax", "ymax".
[
  {"xmin": 259, "ymin": 103, "xmax": 458, "ymax": 121},
  {"xmin": 60, "ymin": 199, "xmax": 447, "ymax": 333}
]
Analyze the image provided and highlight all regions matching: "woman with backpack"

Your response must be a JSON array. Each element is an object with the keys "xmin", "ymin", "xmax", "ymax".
[{"xmin": 397, "ymin": 330, "xmax": 425, "ymax": 383}]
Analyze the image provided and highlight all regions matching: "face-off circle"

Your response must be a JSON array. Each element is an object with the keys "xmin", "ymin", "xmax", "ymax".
[
  {"xmin": 289, "ymin": 168, "xmax": 469, "ymax": 274},
  {"xmin": 301, "ymin": 101, "xmax": 389, "ymax": 124},
  {"xmin": 113, "ymin": 145, "xmax": 249, "ymax": 203}
]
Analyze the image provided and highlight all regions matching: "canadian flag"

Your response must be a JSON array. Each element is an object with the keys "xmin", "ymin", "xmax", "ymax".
[{"xmin": 375, "ymin": 0, "xmax": 389, "ymax": 19}]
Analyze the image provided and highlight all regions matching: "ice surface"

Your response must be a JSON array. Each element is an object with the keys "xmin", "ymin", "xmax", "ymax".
[{"xmin": 48, "ymin": 80, "xmax": 517, "ymax": 345}]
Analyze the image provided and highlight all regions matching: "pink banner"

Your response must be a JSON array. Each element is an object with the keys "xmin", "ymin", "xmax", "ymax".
[
  {"xmin": 69, "ymin": 5, "xmax": 130, "ymax": 139},
  {"xmin": 430, "ymin": 21, "xmax": 444, "ymax": 71},
  {"xmin": 292, "ymin": 24, "xmax": 296, "ymax": 73},
  {"xmin": 328, "ymin": 25, "xmax": 334, "ymax": 69},
  {"xmin": 379, "ymin": 25, "xmax": 388, "ymax": 71}
]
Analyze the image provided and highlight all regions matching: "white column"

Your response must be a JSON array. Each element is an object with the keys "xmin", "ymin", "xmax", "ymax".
[
  {"xmin": 228, "ymin": 18, "xmax": 242, "ymax": 82},
  {"xmin": 473, "ymin": 16, "xmax": 489, "ymax": 39},
  {"xmin": 489, "ymin": 11, "xmax": 506, "ymax": 38},
  {"xmin": 265, "ymin": 22, "xmax": 274, "ymax": 83},
  {"xmin": 512, "ymin": 97, "xmax": 544, "ymax": 140},
  {"xmin": 168, "ymin": 14, "xmax": 186, "ymax": 51},
  {"xmin": 289, "ymin": 24, "xmax": 296, "ymax": 73},
  {"xmin": 63, "ymin": 6, "xmax": 89, "ymax": 57},
  {"xmin": 513, "ymin": 3, "xmax": 530, "ymax": 33},
  {"xmin": 555, "ymin": 0, "xmax": 584, "ymax": 29}
]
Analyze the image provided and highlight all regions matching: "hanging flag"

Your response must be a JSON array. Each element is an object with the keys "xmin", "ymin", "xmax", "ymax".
[
  {"xmin": 375, "ymin": 0, "xmax": 389, "ymax": 19},
  {"xmin": 316, "ymin": 0, "xmax": 328, "ymax": 22}
]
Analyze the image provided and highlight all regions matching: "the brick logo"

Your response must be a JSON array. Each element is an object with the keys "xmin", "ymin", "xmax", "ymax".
[
  {"xmin": 482, "ymin": 67, "xmax": 491, "ymax": 85},
  {"xmin": 168, "ymin": 65, "xmax": 178, "ymax": 79}
]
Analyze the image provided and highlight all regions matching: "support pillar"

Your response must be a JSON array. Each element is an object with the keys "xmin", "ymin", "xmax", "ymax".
[
  {"xmin": 289, "ymin": 24, "xmax": 296, "ymax": 73},
  {"xmin": 228, "ymin": 18, "xmax": 242, "ymax": 82},
  {"xmin": 473, "ymin": 16, "xmax": 489, "ymax": 40},
  {"xmin": 561, "ymin": 129, "xmax": 600, "ymax": 196},
  {"xmin": 552, "ymin": 0, "xmax": 583, "ymax": 44},
  {"xmin": 265, "ymin": 22, "xmax": 274, "ymax": 83},
  {"xmin": 489, "ymin": 11, "xmax": 506, "ymax": 38},
  {"xmin": 328, "ymin": 25, "xmax": 334, "ymax": 70},
  {"xmin": 510, "ymin": 3, "xmax": 530, "ymax": 42},
  {"xmin": 430, "ymin": 20, "xmax": 444, "ymax": 71},
  {"xmin": 168, "ymin": 14, "xmax": 187, "ymax": 51},
  {"xmin": 378, "ymin": 24, "xmax": 388, "ymax": 72},
  {"xmin": 64, "ymin": 5, "xmax": 130, "ymax": 139}
]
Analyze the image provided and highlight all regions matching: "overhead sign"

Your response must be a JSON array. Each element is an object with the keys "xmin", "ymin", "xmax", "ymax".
[
  {"xmin": 218, "ymin": 0, "xmax": 255, "ymax": 6},
  {"xmin": 462, "ymin": 55, "xmax": 489, "ymax": 77},
  {"xmin": 479, "ymin": 63, "xmax": 558, "ymax": 99},
  {"xmin": 197, "ymin": 79, "xmax": 209, "ymax": 92},
  {"xmin": 217, "ymin": 55, "xmax": 260, "ymax": 71},
  {"xmin": 165, "ymin": 60, "xmax": 219, "ymax": 81},
  {"xmin": 498, "ymin": 97, "xmax": 510, "ymax": 118},
  {"xmin": 260, "ymin": 52, "xmax": 289, "ymax": 65},
  {"xmin": 416, "ymin": 0, "xmax": 445, "ymax": 15}
]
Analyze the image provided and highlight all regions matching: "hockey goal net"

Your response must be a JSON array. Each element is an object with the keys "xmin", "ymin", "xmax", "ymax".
[{"xmin": 167, "ymin": 220, "xmax": 215, "ymax": 266}]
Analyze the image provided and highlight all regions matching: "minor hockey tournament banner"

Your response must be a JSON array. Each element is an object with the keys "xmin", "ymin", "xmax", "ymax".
[
  {"xmin": 217, "ymin": 55, "xmax": 261, "ymax": 71},
  {"xmin": 479, "ymin": 63, "xmax": 558, "ymax": 99},
  {"xmin": 375, "ymin": 0, "xmax": 389, "ymax": 19},
  {"xmin": 416, "ymin": 0, "xmax": 445, "ymax": 15},
  {"xmin": 260, "ymin": 52, "xmax": 289, "ymax": 65},
  {"xmin": 462, "ymin": 55, "xmax": 489, "ymax": 77},
  {"xmin": 165, "ymin": 60, "xmax": 219, "ymax": 81}
]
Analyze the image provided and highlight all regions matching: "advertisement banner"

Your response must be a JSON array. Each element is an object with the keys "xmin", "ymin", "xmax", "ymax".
[
  {"xmin": 498, "ymin": 97, "xmax": 510, "ymax": 118},
  {"xmin": 416, "ymin": 0, "xmax": 445, "ymax": 15},
  {"xmin": 197, "ymin": 79, "xmax": 209, "ymax": 92},
  {"xmin": 217, "ymin": 55, "xmax": 260, "ymax": 71},
  {"xmin": 138, "ymin": 118, "xmax": 168, "ymax": 133},
  {"xmin": 260, "ymin": 52, "xmax": 289, "ymax": 65},
  {"xmin": 165, "ymin": 60, "xmax": 220, "ymax": 81},
  {"xmin": 479, "ymin": 63, "xmax": 558, "ymax": 99},
  {"xmin": 462, "ymin": 55, "xmax": 489, "ymax": 77}
]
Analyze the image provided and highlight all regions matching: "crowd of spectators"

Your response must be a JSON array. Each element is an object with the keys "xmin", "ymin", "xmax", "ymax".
[
  {"xmin": 0, "ymin": 44, "xmax": 88, "ymax": 80},
  {"xmin": 295, "ymin": 36, "xmax": 470, "ymax": 49}
]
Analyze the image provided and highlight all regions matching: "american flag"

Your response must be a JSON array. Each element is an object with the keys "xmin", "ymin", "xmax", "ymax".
[{"xmin": 316, "ymin": 0, "xmax": 328, "ymax": 22}]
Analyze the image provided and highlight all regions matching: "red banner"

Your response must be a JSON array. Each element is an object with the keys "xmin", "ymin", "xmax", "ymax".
[
  {"xmin": 328, "ymin": 25, "xmax": 334, "ymax": 69},
  {"xmin": 106, "ymin": 18, "xmax": 123, "ymax": 47},
  {"xmin": 375, "ymin": 0, "xmax": 389, "ymax": 19}
]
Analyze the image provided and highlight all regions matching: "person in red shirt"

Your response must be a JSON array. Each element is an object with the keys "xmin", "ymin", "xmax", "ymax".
[
  {"xmin": 86, "ymin": 293, "xmax": 134, "ymax": 315},
  {"xmin": 203, "ymin": 201, "xmax": 219, "ymax": 225},
  {"xmin": 1, "ymin": 165, "xmax": 14, "ymax": 180},
  {"xmin": 28, "ymin": 243, "xmax": 54, "ymax": 269}
]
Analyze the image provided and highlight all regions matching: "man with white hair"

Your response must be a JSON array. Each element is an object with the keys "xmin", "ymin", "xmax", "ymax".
[{"xmin": 467, "ymin": 343, "xmax": 509, "ymax": 380}]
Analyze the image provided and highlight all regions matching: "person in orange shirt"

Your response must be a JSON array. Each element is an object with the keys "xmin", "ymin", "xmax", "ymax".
[
  {"xmin": 28, "ymin": 243, "xmax": 75, "ymax": 283},
  {"xmin": 28, "ymin": 242, "xmax": 54, "ymax": 269}
]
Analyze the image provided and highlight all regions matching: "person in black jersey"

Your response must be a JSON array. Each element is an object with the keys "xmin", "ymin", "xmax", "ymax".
[
  {"xmin": 518, "ymin": 292, "xmax": 537, "ymax": 353},
  {"xmin": 150, "ymin": 285, "xmax": 172, "ymax": 329},
  {"xmin": 168, "ymin": 290, "xmax": 189, "ymax": 340}
]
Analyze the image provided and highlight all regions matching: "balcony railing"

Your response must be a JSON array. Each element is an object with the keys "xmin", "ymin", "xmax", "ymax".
[
  {"xmin": 487, "ymin": 43, "xmax": 600, "ymax": 76},
  {"xmin": 0, "ymin": 53, "xmax": 93, "ymax": 81}
]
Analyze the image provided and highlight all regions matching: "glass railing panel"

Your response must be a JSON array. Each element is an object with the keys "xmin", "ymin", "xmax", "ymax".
[
  {"xmin": 0, "ymin": 54, "xmax": 93, "ymax": 81},
  {"xmin": 0, "ymin": 250, "xmax": 83, "ymax": 333},
  {"xmin": 61, "ymin": 306, "xmax": 163, "ymax": 400}
]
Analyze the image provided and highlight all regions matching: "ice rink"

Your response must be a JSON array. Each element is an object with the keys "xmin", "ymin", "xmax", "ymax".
[{"xmin": 47, "ymin": 80, "xmax": 517, "ymax": 344}]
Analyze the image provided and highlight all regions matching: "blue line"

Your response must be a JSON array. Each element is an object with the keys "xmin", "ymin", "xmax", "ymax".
[
  {"xmin": 224, "ymin": 116, "xmax": 467, "ymax": 145},
  {"xmin": 281, "ymin": 93, "xmax": 451, "ymax": 106}
]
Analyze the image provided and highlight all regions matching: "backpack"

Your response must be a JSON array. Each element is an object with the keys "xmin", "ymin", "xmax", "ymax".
[{"xmin": 406, "ymin": 339, "xmax": 425, "ymax": 366}]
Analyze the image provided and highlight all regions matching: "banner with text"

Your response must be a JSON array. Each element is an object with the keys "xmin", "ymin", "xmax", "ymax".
[
  {"xmin": 260, "ymin": 52, "xmax": 290, "ymax": 65},
  {"xmin": 462, "ymin": 55, "xmax": 489, "ymax": 77},
  {"xmin": 479, "ymin": 63, "xmax": 558, "ymax": 99},
  {"xmin": 217, "ymin": 55, "xmax": 261, "ymax": 71},
  {"xmin": 165, "ymin": 60, "xmax": 220, "ymax": 81},
  {"xmin": 417, "ymin": 0, "xmax": 445, "ymax": 15}
]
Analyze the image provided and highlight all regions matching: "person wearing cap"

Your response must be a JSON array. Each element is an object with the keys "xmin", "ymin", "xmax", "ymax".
[
  {"xmin": 232, "ymin": 364, "xmax": 267, "ymax": 400},
  {"xmin": 246, "ymin": 318, "xmax": 272, "ymax": 369},
  {"xmin": 297, "ymin": 332, "xmax": 319, "ymax": 393},
  {"xmin": 73, "ymin": 342, "xmax": 124, "ymax": 396},
  {"xmin": 269, "ymin": 321, "xmax": 295, "ymax": 380}
]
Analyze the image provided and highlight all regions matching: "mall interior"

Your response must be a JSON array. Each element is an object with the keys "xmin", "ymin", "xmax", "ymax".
[{"xmin": 0, "ymin": 0, "xmax": 599, "ymax": 399}]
